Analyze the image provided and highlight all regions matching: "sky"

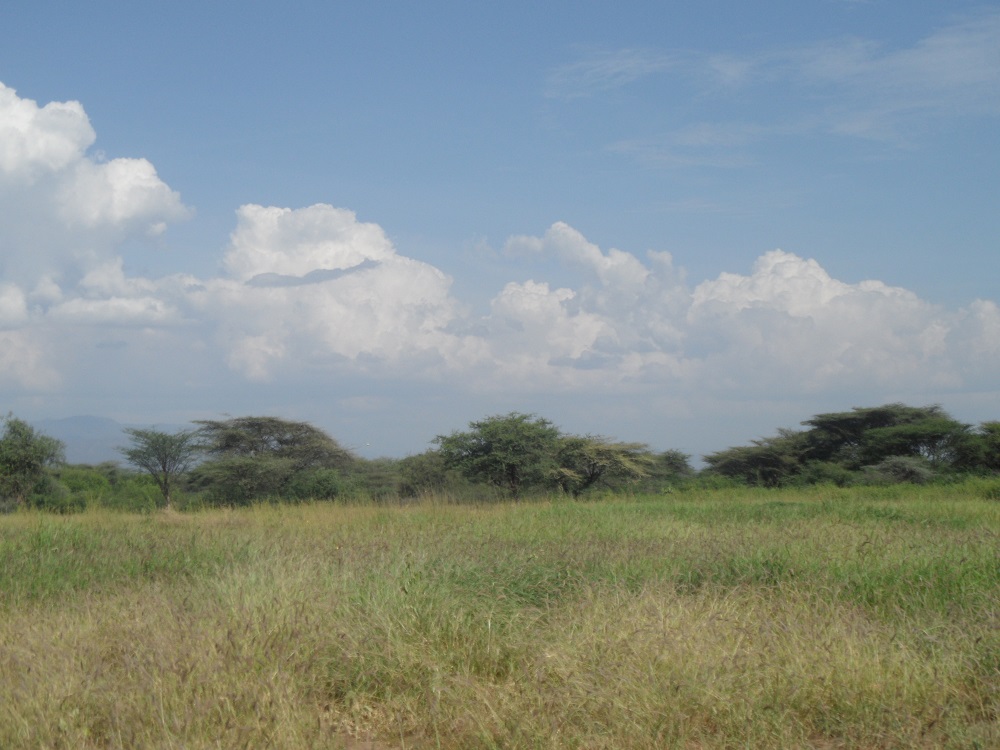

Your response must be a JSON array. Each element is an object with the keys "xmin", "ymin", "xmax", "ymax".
[{"xmin": 1, "ymin": 0, "xmax": 999, "ymax": 461}]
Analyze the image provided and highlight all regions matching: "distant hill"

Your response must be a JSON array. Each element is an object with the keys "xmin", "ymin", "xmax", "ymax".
[{"xmin": 32, "ymin": 416, "xmax": 189, "ymax": 466}]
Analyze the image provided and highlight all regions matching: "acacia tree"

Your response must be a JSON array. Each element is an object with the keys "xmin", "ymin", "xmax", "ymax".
[
  {"xmin": 0, "ymin": 416, "xmax": 64, "ymax": 508},
  {"xmin": 553, "ymin": 435, "xmax": 651, "ymax": 496},
  {"xmin": 119, "ymin": 428, "xmax": 200, "ymax": 509},
  {"xmin": 191, "ymin": 416, "xmax": 354, "ymax": 505},
  {"xmin": 703, "ymin": 430, "xmax": 805, "ymax": 487},
  {"xmin": 435, "ymin": 412, "xmax": 561, "ymax": 497},
  {"xmin": 801, "ymin": 403, "xmax": 964, "ymax": 468}
]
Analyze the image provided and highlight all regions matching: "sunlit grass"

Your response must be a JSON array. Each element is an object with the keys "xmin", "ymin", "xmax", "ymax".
[{"xmin": 0, "ymin": 486, "xmax": 997, "ymax": 748}]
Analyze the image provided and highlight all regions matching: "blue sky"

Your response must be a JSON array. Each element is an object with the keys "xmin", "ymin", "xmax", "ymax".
[{"xmin": 2, "ymin": 1, "xmax": 999, "ymax": 460}]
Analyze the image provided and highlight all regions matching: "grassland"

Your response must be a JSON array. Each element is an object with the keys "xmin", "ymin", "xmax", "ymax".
[{"xmin": 0, "ymin": 483, "xmax": 997, "ymax": 749}]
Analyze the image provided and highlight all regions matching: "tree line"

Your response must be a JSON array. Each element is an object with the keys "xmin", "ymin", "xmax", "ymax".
[
  {"xmin": 1, "ymin": 403, "xmax": 998, "ymax": 512},
  {"xmin": 703, "ymin": 403, "xmax": 1000, "ymax": 487}
]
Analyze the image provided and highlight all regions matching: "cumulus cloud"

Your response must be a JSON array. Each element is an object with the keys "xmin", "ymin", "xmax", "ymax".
[
  {"xmin": 57, "ymin": 157, "xmax": 188, "ymax": 229},
  {"xmin": 684, "ymin": 250, "xmax": 963, "ymax": 392},
  {"xmin": 486, "ymin": 229, "xmax": 1000, "ymax": 397},
  {"xmin": 192, "ymin": 203, "xmax": 470, "ymax": 381},
  {"xmin": 223, "ymin": 204, "xmax": 396, "ymax": 282},
  {"xmin": 0, "ymin": 83, "xmax": 94, "ymax": 179},
  {"xmin": 0, "ymin": 83, "xmax": 189, "ymax": 289}
]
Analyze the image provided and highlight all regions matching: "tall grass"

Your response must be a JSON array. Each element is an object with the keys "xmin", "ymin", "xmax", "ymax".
[{"xmin": 0, "ymin": 486, "xmax": 996, "ymax": 748}]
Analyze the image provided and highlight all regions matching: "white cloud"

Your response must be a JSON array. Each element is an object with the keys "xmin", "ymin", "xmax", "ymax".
[
  {"xmin": 505, "ymin": 221, "xmax": 650, "ymax": 289},
  {"xmin": 48, "ymin": 296, "xmax": 180, "ymax": 326},
  {"xmin": 0, "ymin": 284, "xmax": 29, "ymax": 327},
  {"xmin": 0, "ymin": 83, "xmax": 94, "ymax": 179},
  {"xmin": 57, "ymin": 157, "xmax": 188, "ymax": 229},
  {"xmin": 488, "ymin": 229, "xmax": 1000, "ymax": 398},
  {"xmin": 682, "ymin": 249, "xmax": 983, "ymax": 393},
  {"xmin": 780, "ymin": 11, "xmax": 1000, "ymax": 139},
  {"xmin": 223, "ymin": 204, "xmax": 395, "ymax": 282},
  {"xmin": 195, "ymin": 203, "xmax": 470, "ymax": 380},
  {"xmin": 0, "ymin": 331, "xmax": 60, "ymax": 390},
  {"xmin": 0, "ymin": 83, "xmax": 190, "ymax": 289},
  {"xmin": 689, "ymin": 250, "xmax": 913, "ymax": 316}
]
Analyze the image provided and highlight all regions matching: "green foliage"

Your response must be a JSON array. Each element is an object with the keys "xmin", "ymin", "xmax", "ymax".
[
  {"xmin": 99, "ymin": 473, "xmax": 164, "ymax": 513},
  {"xmin": 859, "ymin": 417, "xmax": 969, "ymax": 467},
  {"xmin": 189, "ymin": 456, "xmax": 295, "ymax": 506},
  {"xmin": 341, "ymin": 458, "xmax": 404, "ymax": 501},
  {"xmin": 397, "ymin": 450, "xmax": 452, "ymax": 497},
  {"xmin": 863, "ymin": 455, "xmax": 936, "ymax": 485},
  {"xmin": 794, "ymin": 461, "xmax": 860, "ymax": 487},
  {"xmin": 191, "ymin": 416, "xmax": 355, "ymax": 505},
  {"xmin": 952, "ymin": 421, "xmax": 1000, "ymax": 473},
  {"xmin": 0, "ymin": 416, "xmax": 65, "ymax": 509},
  {"xmin": 655, "ymin": 449, "xmax": 695, "ymax": 479},
  {"xmin": 706, "ymin": 403, "xmax": 998, "ymax": 487},
  {"xmin": 285, "ymin": 468, "xmax": 348, "ymax": 501},
  {"xmin": 119, "ymin": 427, "xmax": 200, "ymax": 508},
  {"xmin": 980, "ymin": 421, "xmax": 1000, "ymax": 469},
  {"xmin": 703, "ymin": 430, "xmax": 805, "ymax": 487},
  {"xmin": 48, "ymin": 465, "xmax": 170, "ymax": 513},
  {"xmin": 630, "ymin": 450, "xmax": 696, "ymax": 493},
  {"xmin": 195, "ymin": 416, "xmax": 353, "ymax": 470},
  {"xmin": 553, "ymin": 435, "xmax": 651, "ymax": 496},
  {"xmin": 29, "ymin": 474, "xmax": 86, "ymax": 514},
  {"xmin": 802, "ymin": 403, "xmax": 969, "ymax": 468},
  {"xmin": 55, "ymin": 466, "xmax": 112, "ymax": 496},
  {"xmin": 435, "ymin": 412, "xmax": 562, "ymax": 497}
]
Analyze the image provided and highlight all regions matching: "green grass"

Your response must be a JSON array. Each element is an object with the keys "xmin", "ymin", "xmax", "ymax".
[{"xmin": 0, "ymin": 485, "xmax": 997, "ymax": 748}]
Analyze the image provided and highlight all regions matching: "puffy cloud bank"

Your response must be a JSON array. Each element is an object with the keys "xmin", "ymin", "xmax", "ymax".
[{"xmin": 2, "ymin": 83, "xmax": 998, "ymax": 429}]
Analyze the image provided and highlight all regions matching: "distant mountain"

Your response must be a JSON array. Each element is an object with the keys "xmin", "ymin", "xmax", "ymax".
[{"xmin": 32, "ymin": 416, "xmax": 189, "ymax": 466}]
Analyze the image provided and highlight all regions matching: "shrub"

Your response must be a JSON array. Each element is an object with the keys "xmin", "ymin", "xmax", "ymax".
[
  {"xmin": 29, "ymin": 475, "xmax": 87, "ymax": 514},
  {"xmin": 863, "ymin": 455, "xmax": 935, "ymax": 485},
  {"xmin": 285, "ymin": 468, "xmax": 347, "ymax": 501},
  {"xmin": 795, "ymin": 461, "xmax": 860, "ymax": 487}
]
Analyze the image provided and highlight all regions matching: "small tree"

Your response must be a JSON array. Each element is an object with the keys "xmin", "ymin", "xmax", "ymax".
[
  {"xmin": 191, "ymin": 416, "xmax": 354, "ymax": 505},
  {"xmin": 435, "ymin": 412, "xmax": 561, "ymax": 497},
  {"xmin": 0, "ymin": 415, "xmax": 65, "ymax": 508},
  {"xmin": 398, "ymin": 450, "xmax": 452, "ymax": 497},
  {"xmin": 553, "ymin": 435, "xmax": 651, "ymax": 496},
  {"xmin": 119, "ymin": 428, "xmax": 200, "ymax": 509},
  {"xmin": 703, "ymin": 430, "xmax": 805, "ymax": 487}
]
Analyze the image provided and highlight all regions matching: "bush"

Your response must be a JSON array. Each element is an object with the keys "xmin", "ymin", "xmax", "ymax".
[
  {"xmin": 863, "ymin": 455, "xmax": 935, "ymax": 485},
  {"xmin": 795, "ymin": 461, "xmax": 860, "ymax": 487},
  {"xmin": 285, "ymin": 468, "xmax": 347, "ymax": 501},
  {"xmin": 99, "ymin": 473, "xmax": 165, "ymax": 513},
  {"xmin": 53, "ymin": 466, "xmax": 112, "ymax": 499},
  {"xmin": 29, "ymin": 475, "xmax": 87, "ymax": 514}
]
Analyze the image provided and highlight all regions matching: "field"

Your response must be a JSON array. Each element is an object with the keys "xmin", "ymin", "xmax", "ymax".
[{"xmin": 1, "ymin": 484, "xmax": 997, "ymax": 749}]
